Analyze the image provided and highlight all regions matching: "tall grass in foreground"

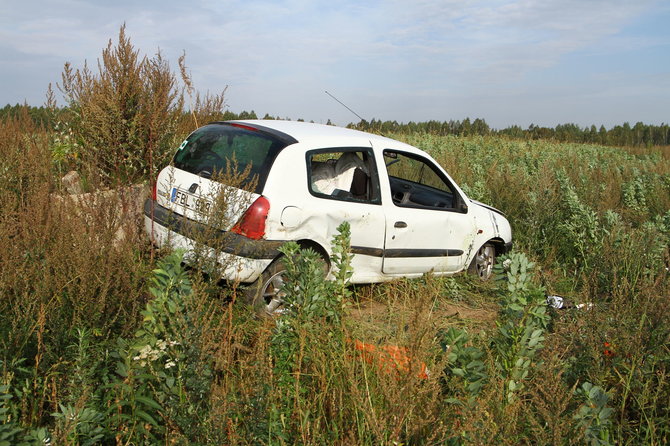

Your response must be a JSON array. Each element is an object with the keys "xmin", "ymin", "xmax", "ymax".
[
  {"xmin": 1, "ymin": 106, "xmax": 668, "ymax": 444},
  {"xmin": 397, "ymin": 132, "xmax": 670, "ymax": 444}
]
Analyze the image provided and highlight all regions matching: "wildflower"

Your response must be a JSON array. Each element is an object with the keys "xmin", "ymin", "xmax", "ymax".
[
  {"xmin": 165, "ymin": 360, "xmax": 177, "ymax": 369},
  {"xmin": 138, "ymin": 344, "xmax": 153, "ymax": 357},
  {"xmin": 603, "ymin": 342, "xmax": 615, "ymax": 358},
  {"xmin": 133, "ymin": 344, "xmax": 163, "ymax": 366}
]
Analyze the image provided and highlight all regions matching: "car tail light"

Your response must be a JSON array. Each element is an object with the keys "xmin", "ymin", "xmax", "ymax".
[{"xmin": 231, "ymin": 196, "xmax": 270, "ymax": 240}]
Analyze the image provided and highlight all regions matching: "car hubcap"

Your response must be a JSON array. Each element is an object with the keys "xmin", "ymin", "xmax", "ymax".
[
  {"xmin": 474, "ymin": 245, "xmax": 495, "ymax": 280},
  {"xmin": 261, "ymin": 270, "xmax": 286, "ymax": 316}
]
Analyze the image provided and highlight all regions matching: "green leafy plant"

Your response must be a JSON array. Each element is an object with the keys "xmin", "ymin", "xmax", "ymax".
[
  {"xmin": 492, "ymin": 252, "xmax": 549, "ymax": 403},
  {"xmin": 573, "ymin": 382, "xmax": 614, "ymax": 446},
  {"xmin": 0, "ymin": 384, "xmax": 22, "ymax": 446},
  {"xmin": 439, "ymin": 327, "xmax": 488, "ymax": 403},
  {"xmin": 267, "ymin": 222, "xmax": 352, "ymax": 443},
  {"xmin": 0, "ymin": 384, "xmax": 52, "ymax": 446},
  {"xmin": 52, "ymin": 404, "xmax": 105, "ymax": 446},
  {"xmin": 107, "ymin": 250, "xmax": 215, "ymax": 443},
  {"xmin": 555, "ymin": 172, "xmax": 601, "ymax": 274}
]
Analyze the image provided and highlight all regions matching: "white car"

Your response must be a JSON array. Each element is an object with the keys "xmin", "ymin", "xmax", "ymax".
[{"xmin": 144, "ymin": 120, "xmax": 512, "ymax": 315}]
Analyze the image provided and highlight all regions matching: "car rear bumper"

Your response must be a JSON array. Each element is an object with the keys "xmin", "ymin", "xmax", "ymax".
[{"xmin": 143, "ymin": 199, "xmax": 280, "ymax": 282}]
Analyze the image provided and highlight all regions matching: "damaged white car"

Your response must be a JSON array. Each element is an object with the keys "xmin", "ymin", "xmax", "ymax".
[{"xmin": 145, "ymin": 120, "xmax": 512, "ymax": 315}]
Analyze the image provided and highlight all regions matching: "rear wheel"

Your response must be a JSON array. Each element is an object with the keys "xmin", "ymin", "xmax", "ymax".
[
  {"xmin": 468, "ymin": 243, "xmax": 496, "ymax": 281},
  {"xmin": 244, "ymin": 260, "xmax": 287, "ymax": 317},
  {"xmin": 244, "ymin": 251, "xmax": 330, "ymax": 317}
]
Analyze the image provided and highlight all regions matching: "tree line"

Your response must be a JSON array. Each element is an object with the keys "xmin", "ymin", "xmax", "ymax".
[
  {"xmin": 351, "ymin": 118, "xmax": 670, "ymax": 148},
  {"xmin": 0, "ymin": 103, "xmax": 261, "ymax": 129},
  {"xmin": 2, "ymin": 102, "xmax": 668, "ymax": 148}
]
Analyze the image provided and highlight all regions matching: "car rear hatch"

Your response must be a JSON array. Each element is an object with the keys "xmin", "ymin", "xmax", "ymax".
[{"xmin": 154, "ymin": 122, "xmax": 295, "ymax": 232}]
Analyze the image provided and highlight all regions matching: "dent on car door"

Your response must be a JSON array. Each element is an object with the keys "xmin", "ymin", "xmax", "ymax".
[
  {"xmin": 305, "ymin": 148, "xmax": 386, "ymax": 279},
  {"xmin": 381, "ymin": 150, "xmax": 475, "ymax": 275}
]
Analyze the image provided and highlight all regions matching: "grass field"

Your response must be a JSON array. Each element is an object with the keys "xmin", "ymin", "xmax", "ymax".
[{"xmin": 1, "ymin": 106, "xmax": 668, "ymax": 445}]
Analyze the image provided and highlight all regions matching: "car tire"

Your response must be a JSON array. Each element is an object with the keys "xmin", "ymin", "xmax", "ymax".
[
  {"xmin": 244, "ymin": 259, "xmax": 288, "ymax": 317},
  {"xmin": 468, "ymin": 242, "xmax": 496, "ymax": 281},
  {"xmin": 243, "ymin": 252, "xmax": 330, "ymax": 317}
]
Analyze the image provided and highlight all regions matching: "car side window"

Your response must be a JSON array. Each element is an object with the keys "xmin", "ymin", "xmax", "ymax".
[
  {"xmin": 384, "ymin": 150, "xmax": 463, "ymax": 211},
  {"xmin": 307, "ymin": 148, "xmax": 381, "ymax": 204}
]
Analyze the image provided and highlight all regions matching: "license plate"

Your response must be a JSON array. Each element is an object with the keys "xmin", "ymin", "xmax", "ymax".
[{"xmin": 170, "ymin": 187, "xmax": 212, "ymax": 214}]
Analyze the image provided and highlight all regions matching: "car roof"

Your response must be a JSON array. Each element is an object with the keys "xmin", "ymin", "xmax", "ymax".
[{"xmin": 227, "ymin": 119, "xmax": 421, "ymax": 154}]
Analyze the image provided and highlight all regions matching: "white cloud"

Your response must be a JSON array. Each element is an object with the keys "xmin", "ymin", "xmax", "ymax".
[{"xmin": 0, "ymin": 0, "xmax": 667, "ymax": 126}]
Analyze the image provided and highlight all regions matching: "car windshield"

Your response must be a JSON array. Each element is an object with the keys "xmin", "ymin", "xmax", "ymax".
[{"xmin": 173, "ymin": 124, "xmax": 287, "ymax": 193}]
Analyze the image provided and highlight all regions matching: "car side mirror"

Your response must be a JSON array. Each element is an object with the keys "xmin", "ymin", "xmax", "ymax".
[{"xmin": 457, "ymin": 197, "xmax": 468, "ymax": 213}]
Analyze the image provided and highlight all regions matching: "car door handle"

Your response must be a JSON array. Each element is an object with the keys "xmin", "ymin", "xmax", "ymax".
[{"xmin": 394, "ymin": 221, "xmax": 407, "ymax": 228}]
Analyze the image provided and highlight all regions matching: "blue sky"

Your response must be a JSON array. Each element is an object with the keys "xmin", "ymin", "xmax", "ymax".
[{"xmin": 1, "ymin": 0, "xmax": 668, "ymax": 129}]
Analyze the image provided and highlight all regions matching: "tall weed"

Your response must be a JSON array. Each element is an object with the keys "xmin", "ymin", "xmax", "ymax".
[{"xmin": 57, "ymin": 24, "xmax": 228, "ymax": 187}]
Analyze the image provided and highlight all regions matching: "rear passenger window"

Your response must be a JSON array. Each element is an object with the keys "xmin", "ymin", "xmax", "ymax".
[{"xmin": 306, "ymin": 148, "xmax": 380, "ymax": 204}]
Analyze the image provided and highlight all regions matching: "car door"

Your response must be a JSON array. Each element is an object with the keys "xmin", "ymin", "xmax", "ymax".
[
  {"xmin": 302, "ymin": 147, "xmax": 387, "ymax": 282},
  {"xmin": 380, "ymin": 149, "xmax": 476, "ymax": 275}
]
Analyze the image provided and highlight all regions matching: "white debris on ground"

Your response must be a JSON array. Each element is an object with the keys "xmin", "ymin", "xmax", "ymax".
[{"xmin": 546, "ymin": 295, "xmax": 593, "ymax": 310}]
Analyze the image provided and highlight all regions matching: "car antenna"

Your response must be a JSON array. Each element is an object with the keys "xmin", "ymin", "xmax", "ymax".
[{"xmin": 325, "ymin": 90, "xmax": 367, "ymax": 123}]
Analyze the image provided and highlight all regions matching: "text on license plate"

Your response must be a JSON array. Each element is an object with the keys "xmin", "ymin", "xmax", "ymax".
[{"xmin": 170, "ymin": 188, "xmax": 212, "ymax": 213}]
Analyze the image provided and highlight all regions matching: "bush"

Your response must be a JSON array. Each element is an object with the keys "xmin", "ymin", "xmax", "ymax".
[{"xmin": 57, "ymin": 24, "xmax": 228, "ymax": 187}]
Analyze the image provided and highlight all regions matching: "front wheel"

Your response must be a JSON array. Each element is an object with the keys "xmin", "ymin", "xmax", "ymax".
[{"xmin": 468, "ymin": 243, "xmax": 496, "ymax": 281}]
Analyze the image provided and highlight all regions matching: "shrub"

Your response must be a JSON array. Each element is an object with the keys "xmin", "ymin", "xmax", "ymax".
[{"xmin": 57, "ymin": 24, "xmax": 228, "ymax": 187}]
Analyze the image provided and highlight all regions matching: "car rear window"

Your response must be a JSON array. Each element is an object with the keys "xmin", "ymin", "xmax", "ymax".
[{"xmin": 172, "ymin": 124, "xmax": 287, "ymax": 193}]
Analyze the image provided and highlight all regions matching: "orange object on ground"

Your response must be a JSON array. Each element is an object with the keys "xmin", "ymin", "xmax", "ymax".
[{"xmin": 352, "ymin": 339, "xmax": 429, "ymax": 379}]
